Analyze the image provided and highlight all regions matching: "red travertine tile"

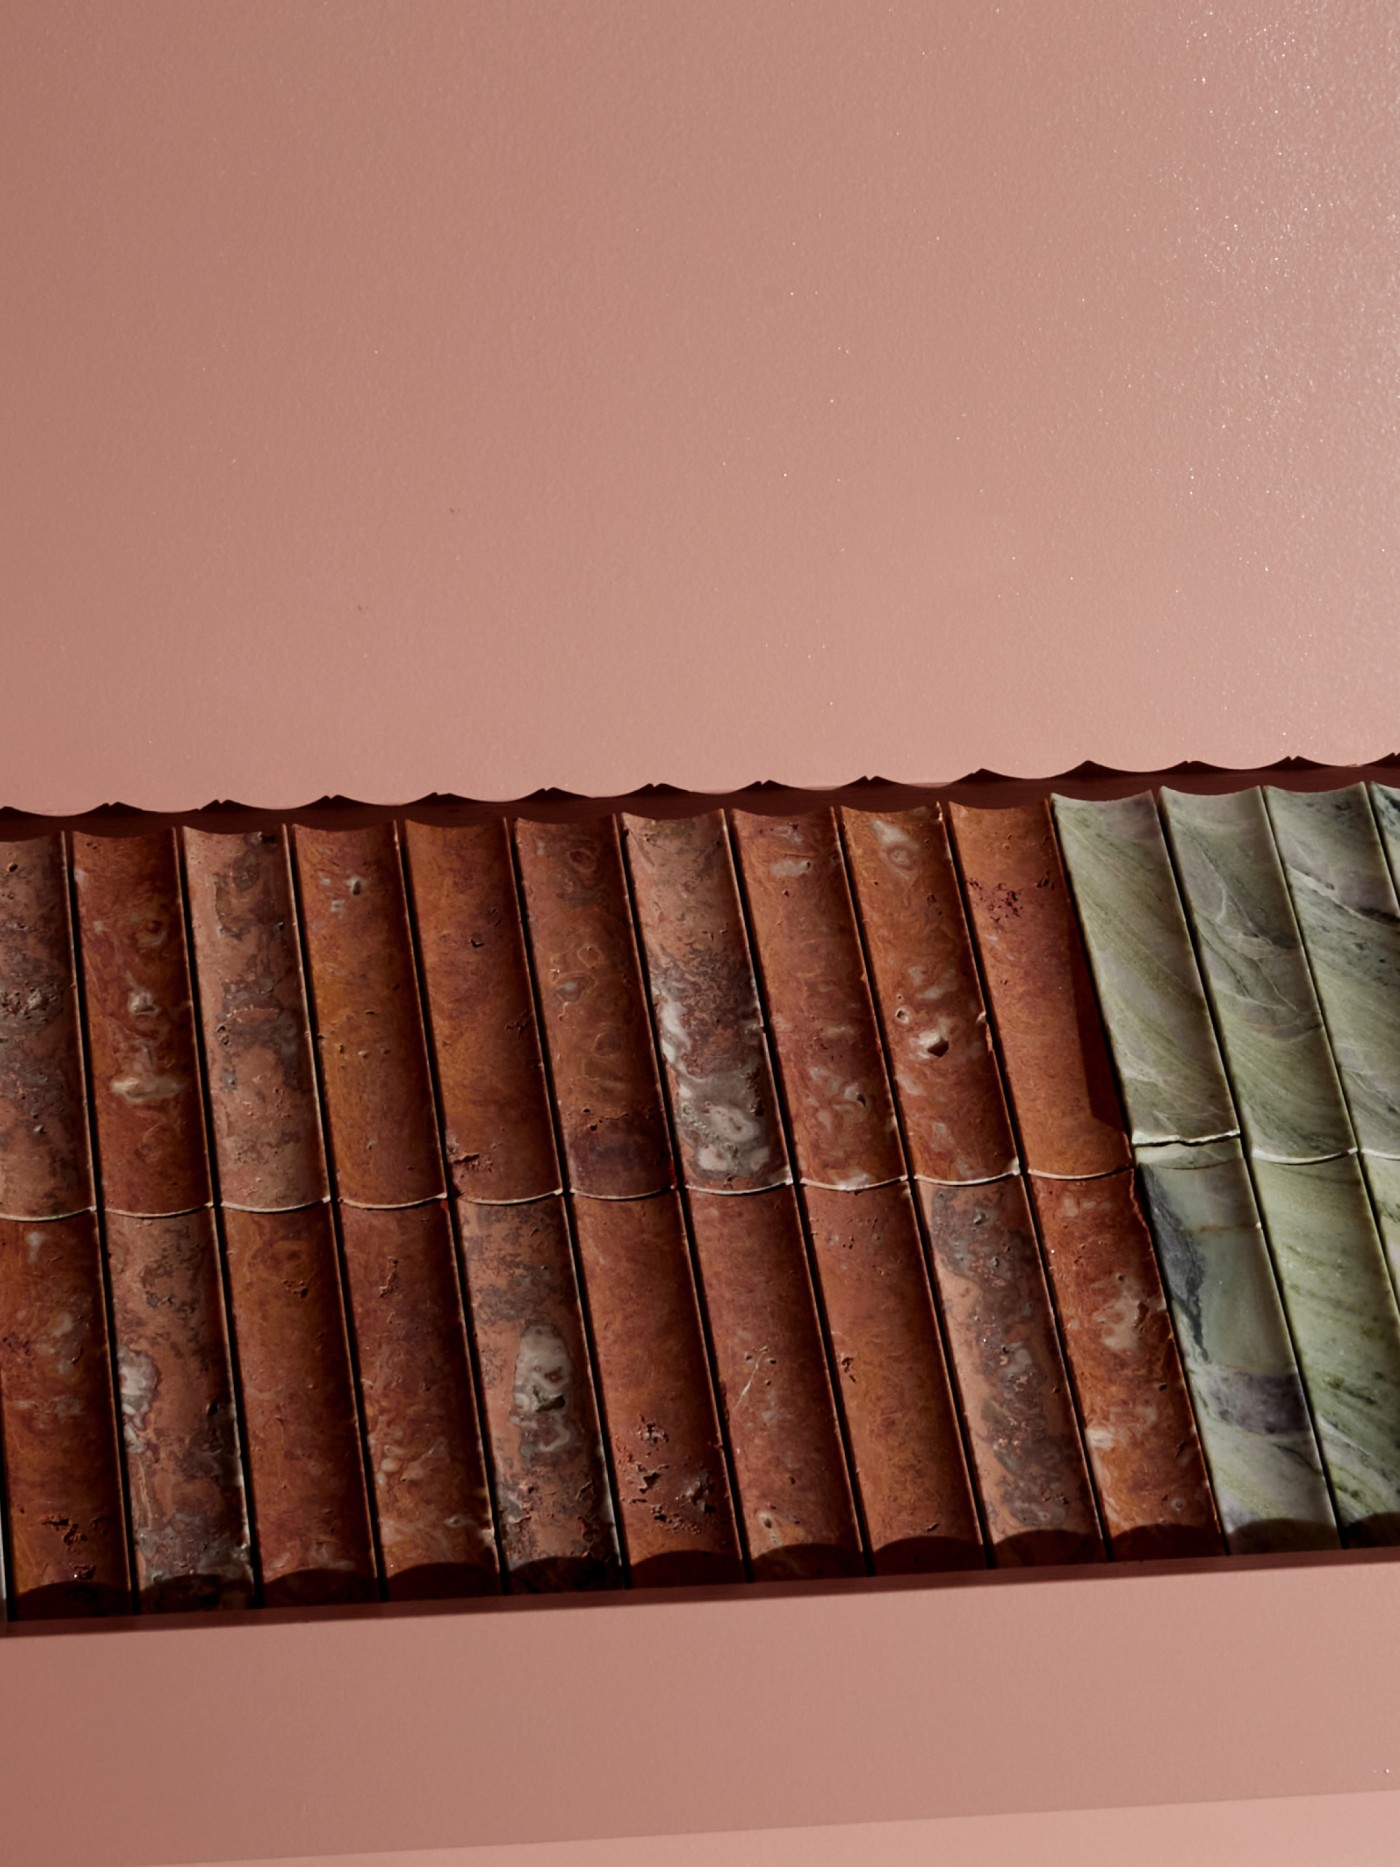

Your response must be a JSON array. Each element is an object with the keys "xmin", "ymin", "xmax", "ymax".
[
  {"xmin": 622, "ymin": 813, "xmax": 790, "ymax": 1193},
  {"xmin": 840, "ymin": 806, "xmax": 1018, "ymax": 1184},
  {"xmin": 455, "ymin": 1196, "xmax": 621, "ymax": 1589},
  {"xmin": 70, "ymin": 831, "xmax": 211, "ymax": 1216},
  {"xmin": 729, "ymin": 811, "xmax": 903, "ymax": 1189},
  {"xmin": 919, "ymin": 1179, "xmax": 1104, "ymax": 1566},
  {"xmin": 802, "ymin": 1181, "xmax": 983, "ymax": 1573},
  {"xmin": 293, "ymin": 825, "xmax": 443, "ymax": 1208},
  {"xmin": 514, "ymin": 819, "xmax": 673, "ymax": 1198},
  {"xmin": 105, "ymin": 1209, "xmax": 254, "ymax": 1610},
  {"xmin": 686, "ymin": 1187, "xmax": 862, "ymax": 1580},
  {"xmin": 402, "ymin": 820, "xmax": 560, "ymax": 1202},
  {"xmin": 183, "ymin": 829, "xmax": 328, "ymax": 1211},
  {"xmin": 0, "ymin": 1214, "xmax": 130, "ymax": 1616},
  {"xmin": 0, "ymin": 836, "xmax": 94, "ymax": 1219},
  {"xmin": 221, "ymin": 1204, "xmax": 377, "ymax": 1604},
  {"xmin": 947, "ymin": 803, "xmax": 1131, "ymax": 1178},
  {"xmin": 336, "ymin": 1202, "xmax": 497, "ymax": 1599},
  {"xmin": 570, "ymin": 1192, "xmax": 743, "ymax": 1584},
  {"xmin": 1031, "ymin": 1171, "xmax": 1222, "ymax": 1560}
]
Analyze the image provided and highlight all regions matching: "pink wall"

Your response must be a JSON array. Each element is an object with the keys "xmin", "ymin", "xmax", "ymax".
[{"xmin": 4, "ymin": 2, "xmax": 1399, "ymax": 813}]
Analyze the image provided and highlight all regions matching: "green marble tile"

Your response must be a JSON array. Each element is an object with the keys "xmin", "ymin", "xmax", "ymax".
[
  {"xmin": 1160, "ymin": 788, "xmax": 1353, "ymax": 1163},
  {"xmin": 1136, "ymin": 1138, "xmax": 1337, "ymax": 1551},
  {"xmin": 1052, "ymin": 793, "xmax": 1237, "ymax": 1146},
  {"xmin": 1250, "ymin": 1152, "xmax": 1400, "ymax": 1536},
  {"xmin": 1264, "ymin": 786, "xmax": 1400, "ymax": 1159},
  {"xmin": 1359, "ymin": 1151, "xmax": 1400, "ymax": 1309}
]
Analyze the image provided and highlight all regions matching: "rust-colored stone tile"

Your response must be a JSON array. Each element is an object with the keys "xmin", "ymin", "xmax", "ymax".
[
  {"xmin": 293, "ymin": 825, "xmax": 443, "ymax": 1208},
  {"xmin": 183, "ymin": 829, "xmax": 328, "ymax": 1211},
  {"xmin": 919, "ymin": 1179, "xmax": 1104, "ymax": 1567},
  {"xmin": 515, "ymin": 819, "xmax": 673, "ymax": 1198},
  {"xmin": 840, "ymin": 806, "xmax": 1018, "ymax": 1183},
  {"xmin": 337, "ymin": 1202, "xmax": 498, "ymax": 1599},
  {"xmin": 570, "ymin": 1191, "xmax": 743, "ymax": 1584},
  {"xmin": 729, "ymin": 811, "xmax": 903, "ymax": 1189},
  {"xmin": 803, "ymin": 1181, "xmax": 984, "ymax": 1573},
  {"xmin": 403, "ymin": 820, "xmax": 560, "ymax": 1202},
  {"xmin": 221, "ymin": 1204, "xmax": 377, "ymax": 1604},
  {"xmin": 1031, "ymin": 1171, "xmax": 1223, "ymax": 1559},
  {"xmin": 623, "ymin": 813, "xmax": 790, "ymax": 1193},
  {"xmin": 71, "ymin": 830, "xmax": 211, "ymax": 1217},
  {"xmin": 686, "ymin": 1186, "xmax": 862, "ymax": 1580},
  {"xmin": 0, "ymin": 1213, "xmax": 130, "ymax": 1616},
  {"xmin": 455, "ymin": 1195, "xmax": 621, "ymax": 1590},
  {"xmin": 948, "ymin": 803, "xmax": 1131, "ymax": 1178},
  {"xmin": 105, "ymin": 1209, "xmax": 254, "ymax": 1610},
  {"xmin": 0, "ymin": 836, "xmax": 94, "ymax": 1219}
]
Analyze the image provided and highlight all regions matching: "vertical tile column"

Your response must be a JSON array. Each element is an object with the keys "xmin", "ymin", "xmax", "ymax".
[
  {"xmin": 728, "ymin": 809, "xmax": 984, "ymax": 1573},
  {"xmin": 1324, "ymin": 785, "xmax": 1400, "ymax": 1288},
  {"xmin": 841, "ymin": 805, "xmax": 1103, "ymax": 1567},
  {"xmin": 949, "ymin": 802, "xmax": 1222, "ymax": 1560},
  {"xmin": 184, "ymin": 828, "xmax": 377, "ymax": 1605},
  {"xmin": 0, "ymin": 835, "xmax": 130, "ymax": 1617},
  {"xmin": 1056, "ymin": 791, "xmax": 1338, "ymax": 1552},
  {"xmin": 293, "ymin": 824, "xmax": 499, "ymax": 1599},
  {"xmin": 404, "ymin": 819, "xmax": 621, "ymax": 1591},
  {"xmin": 624, "ymin": 812, "xmax": 865, "ymax": 1580},
  {"xmin": 72, "ymin": 830, "xmax": 256, "ymax": 1607},
  {"xmin": 1259, "ymin": 782, "xmax": 1400, "ymax": 1542},
  {"xmin": 515, "ymin": 818, "xmax": 743, "ymax": 1586}
]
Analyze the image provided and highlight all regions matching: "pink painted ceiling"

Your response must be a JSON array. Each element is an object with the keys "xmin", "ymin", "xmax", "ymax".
[{"xmin": 4, "ymin": 2, "xmax": 1396, "ymax": 810}]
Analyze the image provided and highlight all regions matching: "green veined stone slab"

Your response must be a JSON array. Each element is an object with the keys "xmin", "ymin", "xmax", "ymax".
[
  {"xmin": 1160, "ymin": 788, "xmax": 1353, "ymax": 1164},
  {"xmin": 1251, "ymin": 1152, "xmax": 1400, "ymax": 1539},
  {"xmin": 1264, "ymin": 786, "xmax": 1400, "ymax": 1159},
  {"xmin": 1136, "ymin": 1138, "xmax": 1336, "ymax": 1552},
  {"xmin": 1358, "ymin": 1152, "xmax": 1400, "ymax": 1309},
  {"xmin": 1052, "ymin": 793, "xmax": 1236, "ymax": 1146}
]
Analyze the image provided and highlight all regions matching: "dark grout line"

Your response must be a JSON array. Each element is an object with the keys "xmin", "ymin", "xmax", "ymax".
[
  {"xmin": 284, "ymin": 826, "xmax": 389, "ymax": 1600},
  {"xmin": 395, "ymin": 817, "xmax": 512, "ymax": 1595},
  {"xmin": 941, "ymin": 808, "xmax": 1114, "ymax": 1564},
  {"xmin": 615, "ymin": 816, "xmax": 755, "ymax": 1586},
  {"xmin": 174, "ymin": 824, "xmax": 264, "ymax": 1608},
  {"xmin": 832, "ymin": 805, "xmax": 993, "ymax": 1566},
  {"xmin": 506, "ymin": 815, "xmax": 632, "ymax": 1591},
  {"xmin": 720, "ymin": 808, "xmax": 875, "ymax": 1577},
  {"xmin": 63, "ymin": 829, "xmax": 140, "ymax": 1619}
]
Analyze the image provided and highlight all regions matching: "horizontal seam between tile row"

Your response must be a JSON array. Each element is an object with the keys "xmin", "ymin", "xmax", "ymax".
[
  {"xmin": 1023, "ymin": 1165, "xmax": 1132, "ymax": 1183},
  {"xmin": 912, "ymin": 1168, "xmax": 1021, "ymax": 1188},
  {"xmin": 1129, "ymin": 1129, "xmax": 1241, "ymax": 1149}
]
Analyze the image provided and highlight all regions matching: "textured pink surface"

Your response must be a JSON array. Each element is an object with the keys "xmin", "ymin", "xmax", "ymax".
[
  {"xmin": 5, "ymin": 1556, "xmax": 1400, "ymax": 1864},
  {"xmin": 4, "ymin": 1, "xmax": 1398, "ymax": 813},
  {"xmin": 193, "ymin": 1794, "xmax": 1400, "ymax": 1867}
]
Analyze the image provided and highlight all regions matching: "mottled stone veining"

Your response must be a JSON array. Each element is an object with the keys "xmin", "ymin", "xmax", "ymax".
[
  {"xmin": 623, "ymin": 814, "xmax": 789, "ymax": 1192},
  {"xmin": 1135, "ymin": 1140, "xmax": 1337, "ymax": 1551},
  {"xmin": 1052, "ymin": 794, "xmax": 1237, "ymax": 1147},
  {"xmin": 1160, "ymin": 788, "xmax": 1353, "ymax": 1164},
  {"xmin": 1264, "ymin": 786, "xmax": 1400, "ymax": 1159},
  {"xmin": 840, "ymin": 806, "xmax": 1018, "ymax": 1183},
  {"xmin": 1250, "ymin": 1152, "xmax": 1400, "ymax": 1539}
]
